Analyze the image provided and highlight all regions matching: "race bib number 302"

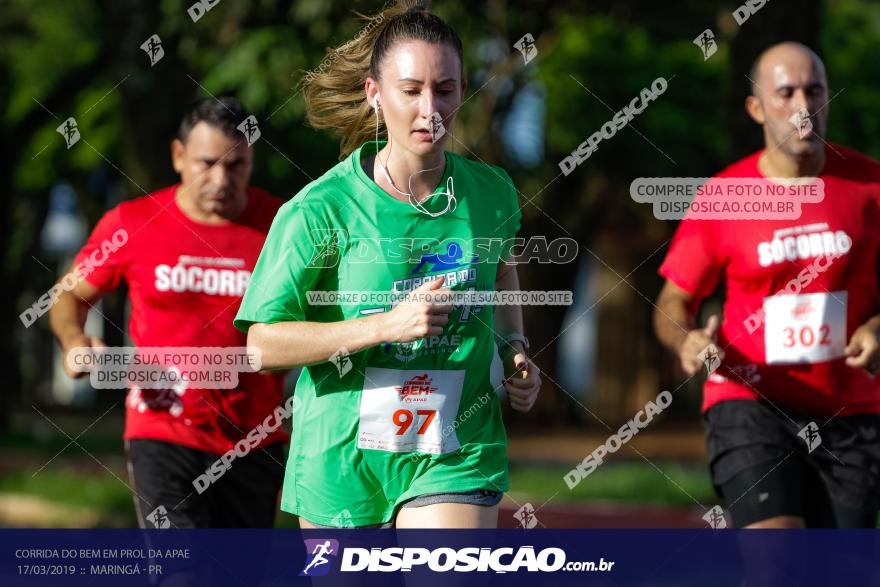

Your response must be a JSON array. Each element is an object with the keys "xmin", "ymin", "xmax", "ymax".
[
  {"xmin": 763, "ymin": 291, "xmax": 847, "ymax": 365},
  {"xmin": 358, "ymin": 368, "xmax": 464, "ymax": 454}
]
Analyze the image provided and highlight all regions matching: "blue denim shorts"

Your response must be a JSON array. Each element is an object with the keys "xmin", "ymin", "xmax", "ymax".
[{"xmin": 301, "ymin": 489, "xmax": 503, "ymax": 529}]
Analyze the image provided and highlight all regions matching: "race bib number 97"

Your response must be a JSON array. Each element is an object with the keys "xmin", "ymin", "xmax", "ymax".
[
  {"xmin": 763, "ymin": 291, "xmax": 847, "ymax": 364},
  {"xmin": 358, "ymin": 368, "xmax": 464, "ymax": 454}
]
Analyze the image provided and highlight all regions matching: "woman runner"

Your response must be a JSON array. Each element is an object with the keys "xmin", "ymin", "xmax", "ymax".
[{"xmin": 235, "ymin": 0, "xmax": 541, "ymax": 529}]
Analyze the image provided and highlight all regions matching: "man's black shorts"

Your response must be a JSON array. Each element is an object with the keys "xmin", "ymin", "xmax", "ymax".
[
  {"xmin": 126, "ymin": 438, "xmax": 285, "ymax": 528},
  {"xmin": 703, "ymin": 399, "xmax": 880, "ymax": 527}
]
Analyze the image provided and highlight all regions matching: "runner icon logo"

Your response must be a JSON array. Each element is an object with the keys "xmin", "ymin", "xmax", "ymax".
[
  {"xmin": 694, "ymin": 29, "xmax": 717, "ymax": 60},
  {"xmin": 300, "ymin": 539, "xmax": 340, "ymax": 577},
  {"xmin": 146, "ymin": 505, "xmax": 171, "ymax": 529},
  {"xmin": 789, "ymin": 107, "xmax": 813, "ymax": 139},
  {"xmin": 797, "ymin": 421, "xmax": 822, "ymax": 453},
  {"xmin": 237, "ymin": 115, "xmax": 261, "ymax": 146},
  {"xmin": 702, "ymin": 505, "xmax": 727, "ymax": 529},
  {"xmin": 514, "ymin": 33, "xmax": 538, "ymax": 65},
  {"xmin": 514, "ymin": 503, "xmax": 539, "ymax": 529},
  {"xmin": 429, "ymin": 112, "xmax": 446, "ymax": 143},
  {"xmin": 57, "ymin": 117, "xmax": 80, "ymax": 149},
  {"xmin": 698, "ymin": 344, "xmax": 722, "ymax": 374},
  {"xmin": 140, "ymin": 34, "xmax": 164, "ymax": 67},
  {"xmin": 330, "ymin": 347, "xmax": 352, "ymax": 378}
]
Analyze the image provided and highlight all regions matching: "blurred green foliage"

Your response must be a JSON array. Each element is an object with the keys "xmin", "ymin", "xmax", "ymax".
[{"xmin": 5, "ymin": 0, "xmax": 880, "ymax": 425}]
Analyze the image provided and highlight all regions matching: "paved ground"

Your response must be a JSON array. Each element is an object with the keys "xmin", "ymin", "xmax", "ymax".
[{"xmin": 507, "ymin": 428, "xmax": 707, "ymax": 463}]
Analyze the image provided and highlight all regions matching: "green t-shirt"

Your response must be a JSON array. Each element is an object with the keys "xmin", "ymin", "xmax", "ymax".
[{"xmin": 235, "ymin": 141, "xmax": 521, "ymax": 526}]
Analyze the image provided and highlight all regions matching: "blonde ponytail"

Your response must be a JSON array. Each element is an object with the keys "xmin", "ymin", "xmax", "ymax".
[{"xmin": 303, "ymin": 0, "xmax": 463, "ymax": 159}]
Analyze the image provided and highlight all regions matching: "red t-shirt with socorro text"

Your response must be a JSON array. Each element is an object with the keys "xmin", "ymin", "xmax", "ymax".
[
  {"xmin": 73, "ymin": 185, "xmax": 288, "ymax": 455},
  {"xmin": 659, "ymin": 144, "xmax": 880, "ymax": 416}
]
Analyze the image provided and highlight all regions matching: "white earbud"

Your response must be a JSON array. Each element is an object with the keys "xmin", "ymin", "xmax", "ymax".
[{"xmin": 370, "ymin": 88, "xmax": 455, "ymax": 218}]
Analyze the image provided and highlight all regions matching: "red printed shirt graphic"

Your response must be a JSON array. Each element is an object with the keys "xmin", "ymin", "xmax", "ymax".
[
  {"xmin": 74, "ymin": 185, "xmax": 287, "ymax": 454},
  {"xmin": 660, "ymin": 145, "xmax": 880, "ymax": 416}
]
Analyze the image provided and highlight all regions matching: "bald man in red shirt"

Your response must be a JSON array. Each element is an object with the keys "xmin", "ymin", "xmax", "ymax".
[{"xmin": 656, "ymin": 43, "xmax": 880, "ymax": 529}]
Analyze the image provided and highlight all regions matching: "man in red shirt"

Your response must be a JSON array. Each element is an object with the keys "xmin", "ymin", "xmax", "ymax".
[
  {"xmin": 48, "ymin": 97, "xmax": 287, "ymax": 528},
  {"xmin": 655, "ymin": 42, "xmax": 880, "ymax": 528}
]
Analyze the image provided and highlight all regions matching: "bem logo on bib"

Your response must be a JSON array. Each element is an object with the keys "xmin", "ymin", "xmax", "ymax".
[
  {"xmin": 395, "ymin": 374, "xmax": 437, "ymax": 402},
  {"xmin": 792, "ymin": 301, "xmax": 815, "ymax": 319}
]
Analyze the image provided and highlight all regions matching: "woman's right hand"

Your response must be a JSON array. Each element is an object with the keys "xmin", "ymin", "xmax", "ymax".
[{"xmin": 382, "ymin": 275, "xmax": 454, "ymax": 342}]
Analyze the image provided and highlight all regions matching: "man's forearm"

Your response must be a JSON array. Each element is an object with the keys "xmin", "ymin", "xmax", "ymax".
[
  {"xmin": 654, "ymin": 297, "xmax": 694, "ymax": 355},
  {"xmin": 48, "ymin": 293, "xmax": 90, "ymax": 350}
]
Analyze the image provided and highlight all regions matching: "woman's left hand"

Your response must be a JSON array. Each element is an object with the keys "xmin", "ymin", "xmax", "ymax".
[{"xmin": 503, "ymin": 347, "xmax": 542, "ymax": 412}]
